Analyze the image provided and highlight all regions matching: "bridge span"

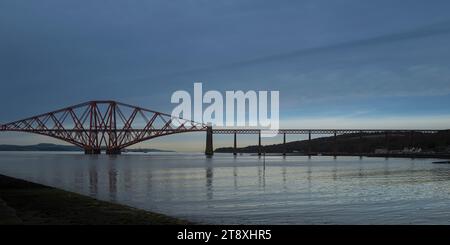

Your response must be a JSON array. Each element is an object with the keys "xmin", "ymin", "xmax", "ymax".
[
  {"xmin": 0, "ymin": 100, "xmax": 446, "ymax": 156},
  {"xmin": 211, "ymin": 128, "xmax": 442, "ymax": 156}
]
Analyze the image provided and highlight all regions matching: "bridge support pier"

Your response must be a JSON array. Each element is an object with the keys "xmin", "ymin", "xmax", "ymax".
[
  {"xmin": 385, "ymin": 132, "xmax": 390, "ymax": 157},
  {"xmin": 333, "ymin": 130, "xmax": 337, "ymax": 157},
  {"xmin": 84, "ymin": 149, "xmax": 101, "ymax": 154},
  {"xmin": 308, "ymin": 131, "xmax": 312, "ymax": 156},
  {"xmin": 359, "ymin": 131, "xmax": 363, "ymax": 157},
  {"xmin": 282, "ymin": 133, "xmax": 286, "ymax": 156},
  {"xmin": 106, "ymin": 148, "xmax": 121, "ymax": 155},
  {"xmin": 233, "ymin": 132, "xmax": 237, "ymax": 156},
  {"xmin": 258, "ymin": 130, "xmax": 262, "ymax": 156},
  {"xmin": 205, "ymin": 125, "xmax": 214, "ymax": 156}
]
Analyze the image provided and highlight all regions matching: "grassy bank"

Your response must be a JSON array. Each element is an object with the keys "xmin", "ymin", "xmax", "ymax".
[{"xmin": 0, "ymin": 174, "xmax": 190, "ymax": 225}]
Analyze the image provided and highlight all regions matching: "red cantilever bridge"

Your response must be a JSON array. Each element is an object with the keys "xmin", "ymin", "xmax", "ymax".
[{"xmin": 0, "ymin": 100, "xmax": 446, "ymax": 155}]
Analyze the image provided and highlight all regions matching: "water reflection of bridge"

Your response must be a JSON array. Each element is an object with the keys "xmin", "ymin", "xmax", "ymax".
[{"xmin": 83, "ymin": 156, "xmax": 433, "ymax": 203}]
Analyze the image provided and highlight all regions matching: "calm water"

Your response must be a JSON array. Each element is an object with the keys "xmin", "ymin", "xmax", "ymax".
[{"xmin": 0, "ymin": 152, "xmax": 450, "ymax": 224}]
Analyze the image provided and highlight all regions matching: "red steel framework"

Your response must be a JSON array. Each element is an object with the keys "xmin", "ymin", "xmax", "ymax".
[{"xmin": 0, "ymin": 100, "xmax": 207, "ymax": 154}]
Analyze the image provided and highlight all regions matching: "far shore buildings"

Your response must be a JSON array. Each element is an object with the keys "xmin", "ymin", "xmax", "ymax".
[{"xmin": 374, "ymin": 147, "xmax": 422, "ymax": 154}]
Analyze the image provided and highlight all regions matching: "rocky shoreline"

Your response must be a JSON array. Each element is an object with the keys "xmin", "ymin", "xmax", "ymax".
[{"xmin": 0, "ymin": 174, "xmax": 190, "ymax": 225}]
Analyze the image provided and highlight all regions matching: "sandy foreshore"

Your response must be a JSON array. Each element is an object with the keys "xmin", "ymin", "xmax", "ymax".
[{"xmin": 0, "ymin": 174, "xmax": 191, "ymax": 225}]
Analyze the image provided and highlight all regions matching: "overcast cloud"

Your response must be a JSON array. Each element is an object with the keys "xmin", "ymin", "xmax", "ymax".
[{"xmin": 1, "ymin": 0, "xmax": 450, "ymax": 150}]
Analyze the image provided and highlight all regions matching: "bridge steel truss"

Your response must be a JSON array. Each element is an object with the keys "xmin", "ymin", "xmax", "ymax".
[
  {"xmin": 0, "ymin": 101, "xmax": 206, "ymax": 154},
  {"xmin": 0, "ymin": 100, "xmax": 446, "ymax": 155}
]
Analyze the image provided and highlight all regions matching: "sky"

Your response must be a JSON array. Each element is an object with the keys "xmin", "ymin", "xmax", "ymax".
[{"xmin": 1, "ymin": 0, "xmax": 450, "ymax": 151}]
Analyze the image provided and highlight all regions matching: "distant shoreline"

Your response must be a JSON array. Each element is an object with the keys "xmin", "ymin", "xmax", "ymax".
[
  {"xmin": 0, "ymin": 174, "xmax": 191, "ymax": 225},
  {"xmin": 240, "ymin": 152, "xmax": 450, "ymax": 160},
  {"xmin": 0, "ymin": 143, "xmax": 173, "ymax": 153}
]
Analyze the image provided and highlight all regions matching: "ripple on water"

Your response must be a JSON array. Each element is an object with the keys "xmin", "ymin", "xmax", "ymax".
[{"xmin": 0, "ymin": 152, "xmax": 450, "ymax": 224}]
